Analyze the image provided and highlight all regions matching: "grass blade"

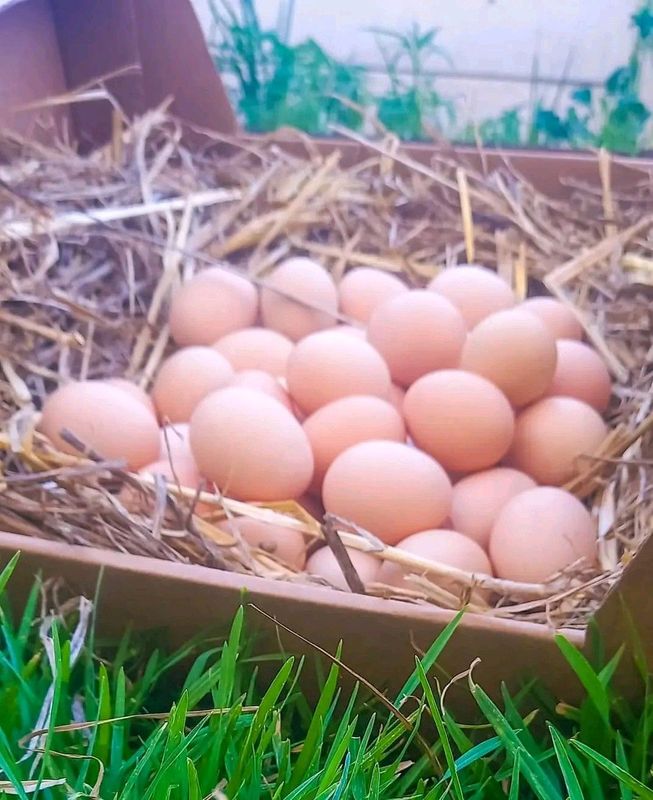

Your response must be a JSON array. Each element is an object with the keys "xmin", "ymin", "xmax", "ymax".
[
  {"xmin": 555, "ymin": 635, "xmax": 611, "ymax": 726},
  {"xmin": 549, "ymin": 724, "xmax": 585, "ymax": 800},
  {"xmin": 570, "ymin": 740, "xmax": 653, "ymax": 799}
]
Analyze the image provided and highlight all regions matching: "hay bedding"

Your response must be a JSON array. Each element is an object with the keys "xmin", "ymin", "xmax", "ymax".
[{"xmin": 1, "ymin": 108, "xmax": 652, "ymax": 628}]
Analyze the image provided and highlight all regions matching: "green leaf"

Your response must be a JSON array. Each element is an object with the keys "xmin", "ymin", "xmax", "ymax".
[
  {"xmin": 572, "ymin": 87, "xmax": 593, "ymax": 106},
  {"xmin": 570, "ymin": 739, "xmax": 653, "ymax": 799},
  {"xmin": 549, "ymin": 725, "xmax": 585, "ymax": 800},
  {"xmin": 555, "ymin": 634, "xmax": 611, "ymax": 726}
]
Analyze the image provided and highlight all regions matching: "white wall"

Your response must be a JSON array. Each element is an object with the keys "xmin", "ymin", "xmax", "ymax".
[{"xmin": 193, "ymin": 0, "xmax": 643, "ymax": 122}]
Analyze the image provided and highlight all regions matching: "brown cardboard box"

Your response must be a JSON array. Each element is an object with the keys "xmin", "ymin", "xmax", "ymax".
[{"xmin": 0, "ymin": 0, "xmax": 651, "ymax": 705}]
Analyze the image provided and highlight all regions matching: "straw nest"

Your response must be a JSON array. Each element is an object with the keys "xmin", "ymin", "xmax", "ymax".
[{"xmin": 1, "ymin": 107, "xmax": 652, "ymax": 629}]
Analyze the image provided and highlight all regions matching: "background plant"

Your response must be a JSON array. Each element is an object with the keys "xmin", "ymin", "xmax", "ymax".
[{"xmin": 209, "ymin": 0, "xmax": 653, "ymax": 153}]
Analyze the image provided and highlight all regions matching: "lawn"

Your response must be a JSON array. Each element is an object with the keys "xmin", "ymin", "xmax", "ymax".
[{"xmin": 0, "ymin": 553, "xmax": 650, "ymax": 799}]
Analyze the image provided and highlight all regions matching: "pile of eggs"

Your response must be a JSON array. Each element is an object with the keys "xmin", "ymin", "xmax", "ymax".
[{"xmin": 38, "ymin": 259, "xmax": 612, "ymax": 595}]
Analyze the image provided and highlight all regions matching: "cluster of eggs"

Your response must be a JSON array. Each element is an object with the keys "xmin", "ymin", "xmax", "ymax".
[{"xmin": 38, "ymin": 259, "xmax": 611, "ymax": 593}]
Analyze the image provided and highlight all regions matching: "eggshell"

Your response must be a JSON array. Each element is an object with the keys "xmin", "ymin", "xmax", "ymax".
[
  {"xmin": 260, "ymin": 257, "xmax": 338, "ymax": 341},
  {"xmin": 189, "ymin": 387, "xmax": 314, "ymax": 501},
  {"xmin": 450, "ymin": 468, "xmax": 536, "ymax": 548},
  {"xmin": 128, "ymin": 456, "xmax": 213, "ymax": 517},
  {"xmin": 338, "ymin": 267, "xmax": 408, "ymax": 323},
  {"xmin": 460, "ymin": 309, "xmax": 557, "ymax": 407},
  {"xmin": 169, "ymin": 268, "xmax": 258, "ymax": 346},
  {"xmin": 367, "ymin": 290, "xmax": 467, "ymax": 387},
  {"xmin": 229, "ymin": 370, "xmax": 292, "ymax": 410},
  {"xmin": 387, "ymin": 383, "xmax": 406, "ymax": 414},
  {"xmin": 545, "ymin": 339, "xmax": 612, "ymax": 412},
  {"xmin": 151, "ymin": 347, "xmax": 234, "ymax": 423},
  {"xmin": 303, "ymin": 395, "xmax": 406, "ymax": 491},
  {"xmin": 404, "ymin": 370, "xmax": 515, "ymax": 472},
  {"xmin": 306, "ymin": 546, "xmax": 380, "ymax": 591},
  {"xmin": 428, "ymin": 265, "xmax": 516, "ymax": 328},
  {"xmin": 507, "ymin": 396, "xmax": 608, "ymax": 485},
  {"xmin": 159, "ymin": 423, "xmax": 192, "ymax": 463},
  {"xmin": 379, "ymin": 529, "xmax": 493, "ymax": 587},
  {"xmin": 231, "ymin": 517, "xmax": 306, "ymax": 569},
  {"xmin": 287, "ymin": 330, "xmax": 391, "ymax": 414},
  {"xmin": 107, "ymin": 379, "xmax": 156, "ymax": 416},
  {"xmin": 336, "ymin": 325, "xmax": 367, "ymax": 339},
  {"xmin": 520, "ymin": 297, "xmax": 583, "ymax": 341},
  {"xmin": 322, "ymin": 441, "xmax": 452, "ymax": 545},
  {"xmin": 39, "ymin": 380, "xmax": 160, "ymax": 470},
  {"xmin": 213, "ymin": 327, "xmax": 293, "ymax": 377},
  {"xmin": 490, "ymin": 487, "xmax": 597, "ymax": 582}
]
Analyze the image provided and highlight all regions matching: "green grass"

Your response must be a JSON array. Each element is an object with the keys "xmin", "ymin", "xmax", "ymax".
[{"xmin": 0, "ymin": 553, "xmax": 651, "ymax": 798}]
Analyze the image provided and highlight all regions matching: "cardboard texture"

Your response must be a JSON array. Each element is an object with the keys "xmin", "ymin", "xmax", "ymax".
[{"xmin": 0, "ymin": 0, "xmax": 651, "ymax": 702}]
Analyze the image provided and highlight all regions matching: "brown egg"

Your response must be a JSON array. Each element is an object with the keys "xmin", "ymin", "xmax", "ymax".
[
  {"xmin": 159, "ymin": 423, "xmax": 192, "ymax": 463},
  {"xmin": 230, "ymin": 517, "xmax": 306, "ymax": 570},
  {"xmin": 303, "ymin": 395, "xmax": 406, "ymax": 492},
  {"xmin": 260, "ymin": 257, "xmax": 338, "ymax": 341},
  {"xmin": 39, "ymin": 380, "xmax": 159, "ymax": 469},
  {"xmin": 322, "ymin": 441, "xmax": 452, "ymax": 545},
  {"xmin": 428, "ymin": 265, "xmax": 516, "ymax": 329},
  {"xmin": 404, "ymin": 370, "xmax": 515, "ymax": 473},
  {"xmin": 387, "ymin": 383, "xmax": 406, "ymax": 414},
  {"xmin": 287, "ymin": 330, "xmax": 391, "ymax": 415},
  {"xmin": 379, "ymin": 529, "xmax": 493, "ymax": 587},
  {"xmin": 125, "ymin": 456, "xmax": 213, "ymax": 517},
  {"xmin": 507, "ymin": 397, "xmax": 608, "ymax": 485},
  {"xmin": 338, "ymin": 267, "xmax": 408, "ymax": 323},
  {"xmin": 460, "ymin": 309, "xmax": 557, "ymax": 407},
  {"xmin": 520, "ymin": 297, "xmax": 583, "ymax": 341},
  {"xmin": 545, "ymin": 340, "xmax": 612, "ymax": 412},
  {"xmin": 229, "ymin": 370, "xmax": 292, "ymax": 410},
  {"xmin": 367, "ymin": 290, "xmax": 467, "ymax": 387},
  {"xmin": 490, "ymin": 487, "xmax": 597, "ymax": 582},
  {"xmin": 213, "ymin": 327, "xmax": 293, "ymax": 377},
  {"xmin": 169, "ymin": 268, "xmax": 258, "ymax": 346},
  {"xmin": 450, "ymin": 468, "xmax": 536, "ymax": 548},
  {"xmin": 189, "ymin": 387, "xmax": 314, "ymax": 501},
  {"xmin": 107, "ymin": 379, "xmax": 156, "ymax": 417},
  {"xmin": 336, "ymin": 325, "xmax": 367, "ymax": 339},
  {"xmin": 306, "ymin": 546, "xmax": 380, "ymax": 591},
  {"xmin": 151, "ymin": 347, "xmax": 234, "ymax": 423}
]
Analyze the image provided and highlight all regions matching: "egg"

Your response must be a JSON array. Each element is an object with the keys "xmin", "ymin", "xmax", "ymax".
[
  {"xmin": 213, "ymin": 327, "xmax": 293, "ymax": 377},
  {"xmin": 490, "ymin": 487, "xmax": 597, "ymax": 582},
  {"xmin": 336, "ymin": 325, "xmax": 367, "ymax": 339},
  {"xmin": 189, "ymin": 387, "xmax": 314, "ymax": 501},
  {"xmin": 367, "ymin": 290, "xmax": 467, "ymax": 387},
  {"xmin": 387, "ymin": 383, "xmax": 406, "ymax": 414},
  {"xmin": 287, "ymin": 330, "xmax": 391, "ymax": 415},
  {"xmin": 545, "ymin": 340, "xmax": 612, "ymax": 412},
  {"xmin": 151, "ymin": 347, "xmax": 234, "ymax": 423},
  {"xmin": 379, "ymin": 529, "xmax": 493, "ymax": 587},
  {"xmin": 229, "ymin": 370, "xmax": 292, "ymax": 410},
  {"xmin": 230, "ymin": 517, "xmax": 306, "ymax": 569},
  {"xmin": 169, "ymin": 268, "xmax": 258, "ymax": 346},
  {"xmin": 306, "ymin": 546, "xmax": 380, "ymax": 591},
  {"xmin": 303, "ymin": 395, "xmax": 406, "ymax": 492},
  {"xmin": 403, "ymin": 370, "xmax": 515, "ymax": 472},
  {"xmin": 298, "ymin": 493, "xmax": 325, "ymax": 521},
  {"xmin": 159, "ymin": 423, "xmax": 192, "ymax": 463},
  {"xmin": 428, "ymin": 265, "xmax": 516, "ymax": 329},
  {"xmin": 507, "ymin": 397, "xmax": 608, "ymax": 485},
  {"xmin": 450, "ymin": 468, "xmax": 536, "ymax": 548},
  {"xmin": 107, "ymin": 379, "xmax": 156, "ymax": 417},
  {"xmin": 338, "ymin": 267, "xmax": 408, "ymax": 323},
  {"xmin": 322, "ymin": 441, "xmax": 452, "ymax": 545},
  {"xmin": 520, "ymin": 297, "xmax": 583, "ymax": 341},
  {"xmin": 460, "ymin": 309, "xmax": 557, "ymax": 407},
  {"xmin": 260, "ymin": 257, "xmax": 338, "ymax": 341},
  {"xmin": 124, "ymin": 456, "xmax": 212, "ymax": 516},
  {"xmin": 39, "ymin": 380, "xmax": 160, "ymax": 469}
]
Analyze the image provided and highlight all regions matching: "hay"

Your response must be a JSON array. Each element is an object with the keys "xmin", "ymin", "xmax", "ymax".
[{"xmin": 1, "ymin": 107, "xmax": 652, "ymax": 628}]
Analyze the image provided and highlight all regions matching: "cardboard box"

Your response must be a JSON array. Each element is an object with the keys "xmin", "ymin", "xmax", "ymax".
[{"xmin": 0, "ymin": 0, "xmax": 651, "ymax": 705}]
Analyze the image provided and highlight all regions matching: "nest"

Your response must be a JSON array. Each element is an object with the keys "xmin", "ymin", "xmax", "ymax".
[{"xmin": 1, "ymin": 107, "xmax": 652, "ymax": 629}]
